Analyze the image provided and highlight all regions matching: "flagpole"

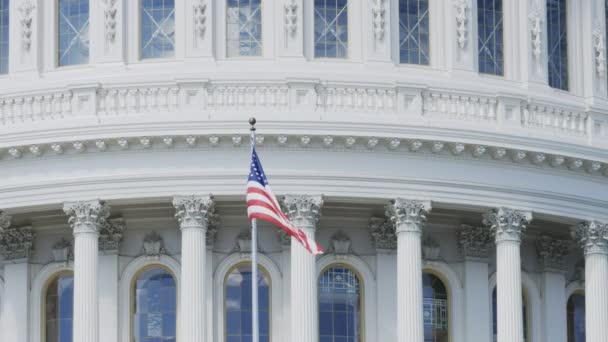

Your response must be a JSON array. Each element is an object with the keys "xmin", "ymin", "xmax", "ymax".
[{"xmin": 249, "ymin": 117, "xmax": 260, "ymax": 342}]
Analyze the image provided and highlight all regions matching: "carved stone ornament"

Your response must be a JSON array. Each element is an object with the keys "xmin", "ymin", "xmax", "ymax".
[
  {"xmin": 143, "ymin": 232, "xmax": 166, "ymax": 258},
  {"xmin": 63, "ymin": 200, "xmax": 111, "ymax": 235},
  {"xmin": 482, "ymin": 208, "xmax": 532, "ymax": 243},
  {"xmin": 173, "ymin": 195, "xmax": 216, "ymax": 230},
  {"xmin": 281, "ymin": 195, "xmax": 323, "ymax": 230},
  {"xmin": 528, "ymin": 3, "xmax": 543, "ymax": 61},
  {"xmin": 369, "ymin": 217, "xmax": 396, "ymax": 250},
  {"xmin": 52, "ymin": 238, "xmax": 72, "ymax": 262},
  {"xmin": 453, "ymin": 0, "xmax": 470, "ymax": 49},
  {"xmin": 19, "ymin": 0, "xmax": 35, "ymax": 51},
  {"xmin": 371, "ymin": 0, "xmax": 385, "ymax": 41},
  {"xmin": 593, "ymin": 26, "xmax": 606, "ymax": 77},
  {"xmin": 329, "ymin": 230, "xmax": 352, "ymax": 256},
  {"xmin": 284, "ymin": 0, "xmax": 297, "ymax": 36},
  {"xmin": 279, "ymin": 230, "xmax": 292, "ymax": 248},
  {"xmin": 536, "ymin": 235, "xmax": 570, "ymax": 271},
  {"xmin": 236, "ymin": 229, "xmax": 252, "ymax": 253},
  {"xmin": 0, "ymin": 226, "xmax": 34, "ymax": 260},
  {"xmin": 103, "ymin": 0, "xmax": 118, "ymax": 42},
  {"xmin": 571, "ymin": 221, "xmax": 608, "ymax": 255},
  {"xmin": 98, "ymin": 218, "xmax": 125, "ymax": 251},
  {"xmin": 458, "ymin": 225, "xmax": 493, "ymax": 259},
  {"xmin": 422, "ymin": 236, "xmax": 440, "ymax": 260},
  {"xmin": 0, "ymin": 210, "xmax": 11, "ymax": 233},
  {"xmin": 206, "ymin": 217, "xmax": 220, "ymax": 246},
  {"xmin": 193, "ymin": 1, "xmax": 207, "ymax": 37},
  {"xmin": 385, "ymin": 198, "xmax": 432, "ymax": 234}
]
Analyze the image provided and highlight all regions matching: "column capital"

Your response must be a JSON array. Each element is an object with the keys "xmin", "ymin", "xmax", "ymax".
[
  {"xmin": 482, "ymin": 207, "xmax": 532, "ymax": 243},
  {"xmin": 536, "ymin": 235, "xmax": 570, "ymax": 271},
  {"xmin": 0, "ymin": 210, "xmax": 12, "ymax": 233},
  {"xmin": 63, "ymin": 200, "xmax": 110, "ymax": 235},
  {"xmin": 281, "ymin": 194, "xmax": 323, "ymax": 231},
  {"xmin": 385, "ymin": 198, "xmax": 431, "ymax": 234},
  {"xmin": 99, "ymin": 218, "xmax": 125, "ymax": 252},
  {"xmin": 369, "ymin": 217, "xmax": 397, "ymax": 250},
  {"xmin": 0, "ymin": 225, "xmax": 34, "ymax": 261},
  {"xmin": 458, "ymin": 224, "xmax": 493, "ymax": 260},
  {"xmin": 172, "ymin": 195, "xmax": 216, "ymax": 230},
  {"xmin": 571, "ymin": 221, "xmax": 608, "ymax": 255}
]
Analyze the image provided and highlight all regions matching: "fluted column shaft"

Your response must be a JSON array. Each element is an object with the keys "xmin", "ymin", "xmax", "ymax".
[
  {"xmin": 483, "ymin": 208, "xmax": 532, "ymax": 342},
  {"xmin": 64, "ymin": 200, "xmax": 110, "ymax": 342},
  {"xmin": 387, "ymin": 199, "xmax": 431, "ymax": 342},
  {"xmin": 173, "ymin": 195, "xmax": 216, "ymax": 342}
]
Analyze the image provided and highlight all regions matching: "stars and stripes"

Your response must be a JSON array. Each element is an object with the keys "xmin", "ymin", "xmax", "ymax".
[{"xmin": 246, "ymin": 148, "xmax": 323, "ymax": 255}]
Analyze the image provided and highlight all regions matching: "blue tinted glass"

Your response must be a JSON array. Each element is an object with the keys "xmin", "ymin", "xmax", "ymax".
[
  {"xmin": 58, "ymin": 0, "xmax": 89, "ymax": 66},
  {"xmin": 318, "ymin": 266, "xmax": 361, "ymax": 342},
  {"xmin": 399, "ymin": 0, "xmax": 429, "ymax": 65},
  {"xmin": 225, "ymin": 264, "xmax": 271, "ymax": 341},
  {"xmin": 567, "ymin": 294, "xmax": 585, "ymax": 342},
  {"xmin": 315, "ymin": 0, "xmax": 348, "ymax": 58},
  {"xmin": 226, "ymin": 0, "xmax": 262, "ymax": 57},
  {"xmin": 547, "ymin": 0, "xmax": 568, "ymax": 90},
  {"xmin": 423, "ymin": 273, "xmax": 448, "ymax": 342},
  {"xmin": 478, "ymin": 0, "xmax": 503, "ymax": 75},
  {"xmin": 0, "ymin": 0, "xmax": 8, "ymax": 74},
  {"xmin": 492, "ymin": 287, "xmax": 528, "ymax": 342},
  {"xmin": 46, "ymin": 274, "xmax": 74, "ymax": 342},
  {"xmin": 141, "ymin": 0, "xmax": 175, "ymax": 59},
  {"xmin": 133, "ymin": 267, "xmax": 177, "ymax": 342}
]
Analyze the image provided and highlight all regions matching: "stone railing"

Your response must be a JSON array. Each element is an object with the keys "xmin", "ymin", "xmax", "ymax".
[
  {"xmin": 98, "ymin": 86, "xmax": 181, "ymax": 115},
  {"xmin": 421, "ymin": 91, "xmax": 498, "ymax": 121},
  {"xmin": 0, "ymin": 91, "xmax": 73, "ymax": 124},
  {"xmin": 206, "ymin": 84, "xmax": 290, "ymax": 111},
  {"xmin": 315, "ymin": 85, "xmax": 398, "ymax": 112},
  {"xmin": 522, "ymin": 101, "xmax": 588, "ymax": 136}
]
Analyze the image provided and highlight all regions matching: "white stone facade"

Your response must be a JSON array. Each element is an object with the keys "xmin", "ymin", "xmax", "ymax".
[{"xmin": 0, "ymin": 0, "xmax": 606, "ymax": 342}]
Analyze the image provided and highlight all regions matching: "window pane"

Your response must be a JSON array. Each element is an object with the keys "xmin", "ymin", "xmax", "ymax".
[
  {"xmin": 477, "ymin": 0, "xmax": 503, "ymax": 75},
  {"xmin": 141, "ymin": 0, "xmax": 175, "ymax": 59},
  {"xmin": 314, "ymin": 0, "xmax": 348, "ymax": 58},
  {"xmin": 226, "ymin": 0, "xmax": 262, "ymax": 57},
  {"xmin": 58, "ymin": 0, "xmax": 89, "ymax": 66},
  {"xmin": 399, "ymin": 0, "xmax": 429, "ymax": 65},
  {"xmin": 225, "ymin": 264, "xmax": 271, "ymax": 341},
  {"xmin": 318, "ymin": 266, "xmax": 362, "ymax": 342},
  {"xmin": 133, "ymin": 267, "xmax": 177, "ymax": 342},
  {"xmin": 0, "ymin": 0, "xmax": 8, "ymax": 74},
  {"xmin": 547, "ymin": 0, "xmax": 568, "ymax": 90},
  {"xmin": 567, "ymin": 294, "xmax": 585, "ymax": 342},
  {"xmin": 46, "ymin": 274, "xmax": 74, "ymax": 342},
  {"xmin": 423, "ymin": 273, "xmax": 448, "ymax": 342}
]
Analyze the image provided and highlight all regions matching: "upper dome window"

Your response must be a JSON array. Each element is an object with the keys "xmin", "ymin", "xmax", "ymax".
[
  {"xmin": 0, "ymin": 0, "xmax": 7, "ymax": 74},
  {"xmin": 547, "ymin": 0, "xmax": 569, "ymax": 90},
  {"xmin": 58, "ymin": 0, "xmax": 89, "ymax": 67},
  {"xmin": 398, "ymin": 0, "xmax": 430, "ymax": 65},
  {"xmin": 141, "ymin": 0, "xmax": 175, "ymax": 59},
  {"xmin": 226, "ymin": 0, "xmax": 263, "ymax": 57},
  {"xmin": 314, "ymin": 0, "xmax": 348, "ymax": 58},
  {"xmin": 477, "ymin": 0, "xmax": 504, "ymax": 76}
]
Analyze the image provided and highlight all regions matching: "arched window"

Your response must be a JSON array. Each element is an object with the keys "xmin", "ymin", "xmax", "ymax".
[
  {"xmin": 226, "ymin": 0, "xmax": 262, "ymax": 57},
  {"xmin": 492, "ymin": 287, "xmax": 529, "ymax": 342},
  {"xmin": 319, "ymin": 265, "xmax": 362, "ymax": 342},
  {"xmin": 45, "ymin": 273, "xmax": 74, "ymax": 342},
  {"xmin": 399, "ymin": 0, "xmax": 429, "ymax": 65},
  {"xmin": 314, "ymin": 0, "xmax": 348, "ymax": 58},
  {"xmin": 547, "ymin": 0, "xmax": 568, "ymax": 90},
  {"xmin": 225, "ymin": 263, "xmax": 271, "ymax": 342},
  {"xmin": 423, "ymin": 273, "xmax": 448, "ymax": 342},
  {"xmin": 133, "ymin": 267, "xmax": 177, "ymax": 342},
  {"xmin": 477, "ymin": 0, "xmax": 503, "ymax": 75},
  {"xmin": 141, "ymin": 0, "xmax": 175, "ymax": 59},
  {"xmin": 0, "ymin": 0, "xmax": 8, "ymax": 74},
  {"xmin": 567, "ymin": 293, "xmax": 585, "ymax": 342},
  {"xmin": 58, "ymin": 0, "xmax": 89, "ymax": 66}
]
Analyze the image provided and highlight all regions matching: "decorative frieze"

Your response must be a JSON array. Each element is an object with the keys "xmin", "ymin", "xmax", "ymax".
[
  {"xmin": 284, "ymin": 0, "xmax": 297, "ymax": 35},
  {"xmin": 453, "ymin": 0, "xmax": 470, "ymax": 49},
  {"xmin": 458, "ymin": 224, "xmax": 493, "ymax": 259},
  {"xmin": 103, "ymin": 0, "xmax": 118, "ymax": 42},
  {"xmin": 593, "ymin": 26, "xmax": 606, "ymax": 77},
  {"xmin": 0, "ymin": 226, "xmax": 34, "ymax": 260},
  {"xmin": 98, "ymin": 218, "xmax": 125, "ymax": 252},
  {"xmin": 173, "ymin": 195, "xmax": 216, "ymax": 230},
  {"xmin": 536, "ymin": 235, "xmax": 570, "ymax": 271},
  {"xmin": 18, "ymin": 1, "xmax": 35, "ymax": 51},
  {"xmin": 571, "ymin": 221, "xmax": 608, "ymax": 255},
  {"xmin": 482, "ymin": 208, "xmax": 532, "ymax": 243},
  {"xmin": 63, "ymin": 200, "xmax": 111, "ymax": 235},
  {"xmin": 281, "ymin": 195, "xmax": 323, "ymax": 229},
  {"xmin": 51, "ymin": 238, "xmax": 72, "ymax": 262},
  {"xmin": 386, "ymin": 198, "xmax": 431, "ymax": 234},
  {"xmin": 142, "ymin": 232, "xmax": 166, "ymax": 258},
  {"xmin": 371, "ymin": 0, "xmax": 385, "ymax": 41},
  {"xmin": 329, "ymin": 230, "xmax": 352, "ymax": 256},
  {"xmin": 369, "ymin": 217, "xmax": 396, "ymax": 250}
]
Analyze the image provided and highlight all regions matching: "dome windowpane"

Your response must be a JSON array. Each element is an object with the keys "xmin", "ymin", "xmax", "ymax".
[
  {"xmin": 547, "ymin": 0, "xmax": 568, "ymax": 90},
  {"xmin": 45, "ymin": 273, "xmax": 74, "ymax": 342},
  {"xmin": 315, "ymin": 0, "xmax": 348, "ymax": 58},
  {"xmin": 58, "ymin": 0, "xmax": 89, "ymax": 67},
  {"xmin": 477, "ymin": 0, "xmax": 503, "ymax": 75},
  {"xmin": 423, "ymin": 273, "xmax": 448, "ymax": 342},
  {"xmin": 141, "ymin": 0, "xmax": 175, "ymax": 59},
  {"xmin": 226, "ymin": 0, "xmax": 262, "ymax": 57},
  {"xmin": 399, "ymin": 0, "xmax": 430, "ymax": 65},
  {"xmin": 318, "ymin": 266, "xmax": 362, "ymax": 342}
]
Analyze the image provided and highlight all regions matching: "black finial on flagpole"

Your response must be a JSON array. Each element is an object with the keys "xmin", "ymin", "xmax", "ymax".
[{"xmin": 249, "ymin": 117, "xmax": 257, "ymax": 131}]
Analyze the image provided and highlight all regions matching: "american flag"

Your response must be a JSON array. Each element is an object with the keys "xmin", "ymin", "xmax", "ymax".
[{"xmin": 246, "ymin": 148, "xmax": 323, "ymax": 255}]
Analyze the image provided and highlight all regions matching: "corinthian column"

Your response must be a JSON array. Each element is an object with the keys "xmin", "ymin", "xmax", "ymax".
[
  {"xmin": 63, "ymin": 200, "xmax": 110, "ymax": 342},
  {"xmin": 281, "ymin": 195, "xmax": 323, "ymax": 342},
  {"xmin": 386, "ymin": 198, "xmax": 431, "ymax": 342},
  {"xmin": 572, "ymin": 221, "xmax": 608, "ymax": 342},
  {"xmin": 483, "ymin": 208, "xmax": 532, "ymax": 342},
  {"xmin": 173, "ymin": 195, "xmax": 216, "ymax": 342}
]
